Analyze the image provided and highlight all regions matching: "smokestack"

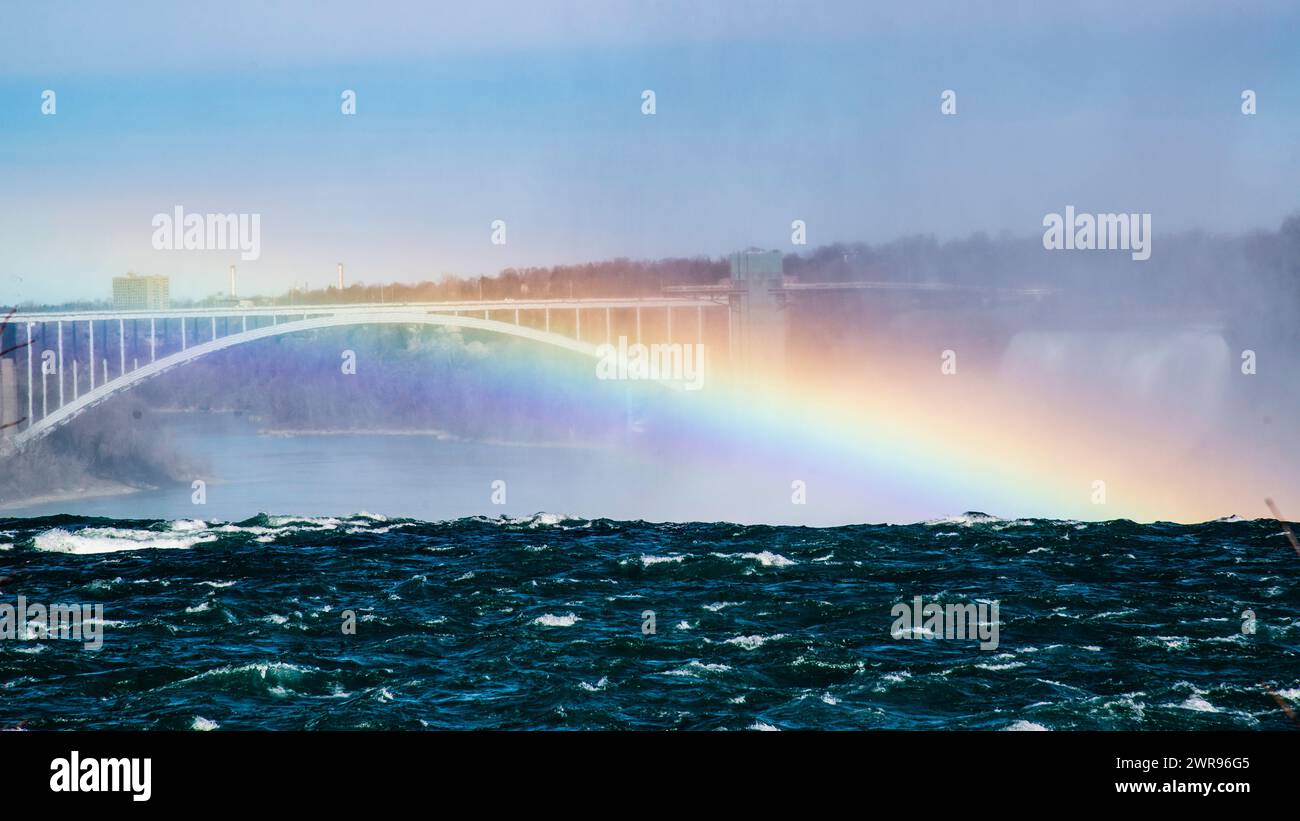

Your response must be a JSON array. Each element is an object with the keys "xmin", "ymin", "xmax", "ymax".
[
  {"xmin": 337, "ymin": 263, "xmax": 344, "ymax": 292},
  {"xmin": 229, "ymin": 264, "xmax": 236, "ymax": 298}
]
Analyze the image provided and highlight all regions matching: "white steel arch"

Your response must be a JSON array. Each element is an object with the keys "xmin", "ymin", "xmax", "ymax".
[{"xmin": 14, "ymin": 311, "xmax": 608, "ymax": 446}]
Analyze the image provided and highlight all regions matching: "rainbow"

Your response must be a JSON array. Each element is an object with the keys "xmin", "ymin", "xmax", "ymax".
[{"xmin": 456, "ymin": 334, "xmax": 1281, "ymax": 524}]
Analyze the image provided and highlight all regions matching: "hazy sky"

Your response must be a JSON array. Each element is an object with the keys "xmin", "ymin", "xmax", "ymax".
[{"xmin": 2, "ymin": 1, "xmax": 1298, "ymax": 303}]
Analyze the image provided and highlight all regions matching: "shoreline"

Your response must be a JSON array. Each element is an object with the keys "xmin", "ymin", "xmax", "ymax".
[
  {"xmin": 0, "ymin": 428, "xmax": 611, "ymax": 512},
  {"xmin": 0, "ymin": 479, "xmax": 148, "ymax": 513},
  {"xmin": 255, "ymin": 428, "xmax": 611, "ymax": 450},
  {"xmin": 256, "ymin": 427, "xmax": 459, "ymax": 440}
]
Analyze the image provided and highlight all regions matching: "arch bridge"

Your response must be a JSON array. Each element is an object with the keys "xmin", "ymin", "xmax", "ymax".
[{"xmin": 0, "ymin": 298, "xmax": 727, "ymax": 446}]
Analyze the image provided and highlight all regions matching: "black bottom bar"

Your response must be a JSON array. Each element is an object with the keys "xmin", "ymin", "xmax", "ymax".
[{"xmin": 2, "ymin": 730, "xmax": 1290, "ymax": 808}]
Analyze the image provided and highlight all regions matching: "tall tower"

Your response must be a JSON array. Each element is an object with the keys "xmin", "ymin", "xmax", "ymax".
[
  {"xmin": 229, "ymin": 265, "xmax": 236, "ymax": 298},
  {"xmin": 337, "ymin": 263, "xmax": 344, "ymax": 292},
  {"xmin": 728, "ymin": 249, "xmax": 786, "ymax": 381}
]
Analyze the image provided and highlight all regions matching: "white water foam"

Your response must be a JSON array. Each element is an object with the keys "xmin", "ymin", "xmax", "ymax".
[
  {"xmin": 725, "ymin": 634, "xmax": 785, "ymax": 650},
  {"xmin": 1003, "ymin": 720, "xmax": 1050, "ymax": 731},
  {"xmin": 34, "ymin": 527, "xmax": 218, "ymax": 554},
  {"xmin": 533, "ymin": 613, "xmax": 580, "ymax": 627},
  {"xmin": 713, "ymin": 551, "xmax": 795, "ymax": 567}
]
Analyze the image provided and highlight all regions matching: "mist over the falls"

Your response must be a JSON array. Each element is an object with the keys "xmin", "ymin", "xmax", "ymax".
[{"xmin": 6, "ymin": 216, "xmax": 1298, "ymax": 521}]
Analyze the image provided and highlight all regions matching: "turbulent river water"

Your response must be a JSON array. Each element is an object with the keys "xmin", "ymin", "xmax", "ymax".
[{"xmin": 1, "ymin": 511, "xmax": 1296, "ymax": 730}]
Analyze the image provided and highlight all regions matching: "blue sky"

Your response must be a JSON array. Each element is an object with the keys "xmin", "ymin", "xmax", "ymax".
[{"xmin": 1, "ymin": 0, "xmax": 1298, "ymax": 303}]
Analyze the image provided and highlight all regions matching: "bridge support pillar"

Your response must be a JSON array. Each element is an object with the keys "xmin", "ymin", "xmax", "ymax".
[
  {"xmin": 26, "ymin": 323, "xmax": 33, "ymax": 429},
  {"xmin": 0, "ymin": 358, "xmax": 18, "ymax": 439},
  {"xmin": 56, "ymin": 321, "xmax": 64, "ymax": 408}
]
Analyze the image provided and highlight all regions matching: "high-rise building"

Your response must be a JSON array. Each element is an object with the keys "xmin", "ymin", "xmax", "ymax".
[{"xmin": 112, "ymin": 273, "xmax": 170, "ymax": 310}]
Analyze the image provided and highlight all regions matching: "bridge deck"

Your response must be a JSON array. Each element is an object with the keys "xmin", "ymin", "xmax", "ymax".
[{"xmin": 15, "ymin": 297, "xmax": 721, "ymax": 324}]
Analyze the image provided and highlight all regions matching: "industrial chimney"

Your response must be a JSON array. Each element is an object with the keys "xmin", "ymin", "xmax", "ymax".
[
  {"xmin": 229, "ymin": 264, "xmax": 236, "ymax": 298},
  {"xmin": 337, "ymin": 263, "xmax": 344, "ymax": 292}
]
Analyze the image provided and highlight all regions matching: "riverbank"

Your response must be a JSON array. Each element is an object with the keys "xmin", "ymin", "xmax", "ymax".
[{"xmin": 0, "ymin": 478, "xmax": 146, "ymax": 513}]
